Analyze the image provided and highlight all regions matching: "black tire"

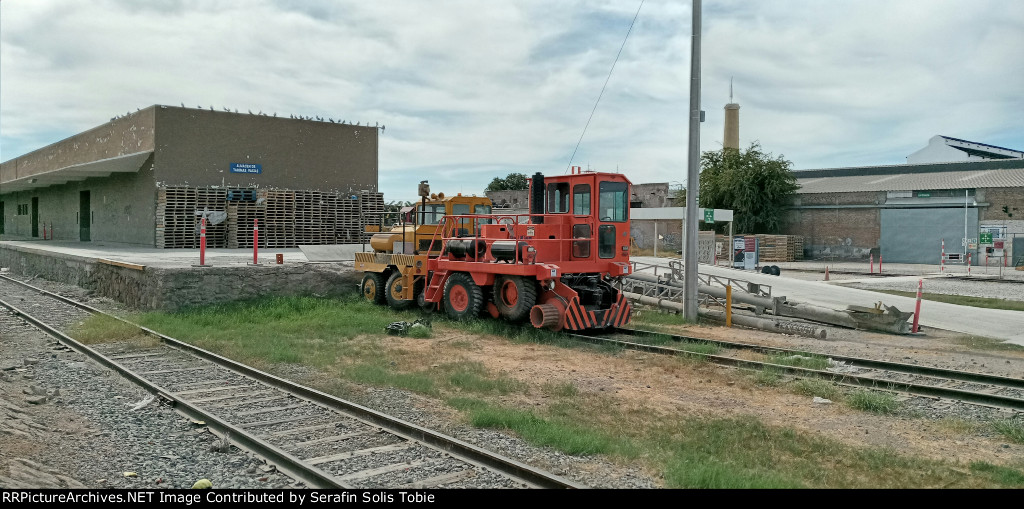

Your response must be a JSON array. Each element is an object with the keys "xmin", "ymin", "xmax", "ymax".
[
  {"xmin": 361, "ymin": 272, "xmax": 387, "ymax": 305},
  {"xmin": 761, "ymin": 266, "xmax": 772, "ymax": 274},
  {"xmin": 443, "ymin": 273, "xmax": 483, "ymax": 321},
  {"xmin": 416, "ymin": 279, "xmax": 434, "ymax": 313},
  {"xmin": 493, "ymin": 275, "xmax": 537, "ymax": 322},
  {"xmin": 770, "ymin": 265, "xmax": 781, "ymax": 276},
  {"xmin": 385, "ymin": 272, "xmax": 413, "ymax": 310}
]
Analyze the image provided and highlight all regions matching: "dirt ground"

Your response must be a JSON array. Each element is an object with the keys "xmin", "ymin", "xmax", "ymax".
[{"xmin": 377, "ymin": 318, "xmax": 1024, "ymax": 468}]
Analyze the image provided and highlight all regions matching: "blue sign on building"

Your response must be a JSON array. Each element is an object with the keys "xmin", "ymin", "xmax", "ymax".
[{"xmin": 230, "ymin": 163, "xmax": 262, "ymax": 174}]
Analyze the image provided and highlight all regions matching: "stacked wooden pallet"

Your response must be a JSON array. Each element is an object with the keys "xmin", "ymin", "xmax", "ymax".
[
  {"xmin": 159, "ymin": 185, "xmax": 384, "ymax": 249},
  {"xmin": 755, "ymin": 234, "xmax": 805, "ymax": 262},
  {"xmin": 156, "ymin": 187, "xmax": 228, "ymax": 248}
]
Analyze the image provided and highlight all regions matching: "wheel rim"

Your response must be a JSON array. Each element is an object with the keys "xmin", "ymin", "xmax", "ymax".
[
  {"xmin": 364, "ymin": 280, "xmax": 377, "ymax": 300},
  {"xmin": 500, "ymin": 280, "xmax": 519, "ymax": 306},
  {"xmin": 391, "ymin": 279, "xmax": 403, "ymax": 299},
  {"xmin": 450, "ymin": 285, "xmax": 469, "ymax": 312}
]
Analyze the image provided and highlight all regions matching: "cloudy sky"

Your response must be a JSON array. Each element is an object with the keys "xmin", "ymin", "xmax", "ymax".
[{"xmin": 2, "ymin": 0, "xmax": 1022, "ymax": 202}]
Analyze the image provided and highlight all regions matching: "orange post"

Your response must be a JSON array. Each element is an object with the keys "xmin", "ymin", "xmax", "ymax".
[
  {"xmin": 912, "ymin": 279, "xmax": 922, "ymax": 333},
  {"xmin": 193, "ymin": 218, "xmax": 211, "ymax": 267},
  {"xmin": 251, "ymin": 219, "xmax": 260, "ymax": 265},
  {"xmin": 941, "ymin": 239, "xmax": 945, "ymax": 272},
  {"xmin": 824, "ymin": 266, "xmax": 830, "ymax": 281},
  {"xmin": 878, "ymin": 254, "xmax": 882, "ymax": 273},
  {"xmin": 870, "ymin": 253, "xmax": 874, "ymax": 274},
  {"xmin": 200, "ymin": 218, "xmax": 207, "ymax": 266}
]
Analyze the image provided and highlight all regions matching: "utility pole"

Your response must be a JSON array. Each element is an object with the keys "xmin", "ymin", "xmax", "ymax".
[{"xmin": 683, "ymin": 0, "xmax": 702, "ymax": 321}]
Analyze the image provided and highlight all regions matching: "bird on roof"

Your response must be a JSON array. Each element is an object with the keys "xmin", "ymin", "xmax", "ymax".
[
  {"xmin": 273, "ymin": 113, "xmax": 277, "ymax": 117},
  {"xmin": 209, "ymin": 105, "xmax": 214, "ymax": 111},
  {"xmin": 248, "ymin": 109, "xmax": 253, "ymax": 114},
  {"xmin": 315, "ymin": 115, "xmax": 322, "ymax": 121},
  {"xmin": 329, "ymin": 118, "xmax": 335, "ymax": 123},
  {"xmin": 356, "ymin": 121, "xmax": 361, "ymax": 126},
  {"xmin": 375, "ymin": 121, "xmax": 378, "ymax": 127},
  {"xmin": 289, "ymin": 114, "xmax": 294, "ymax": 119},
  {"xmin": 181, "ymin": 102, "xmax": 186, "ymax": 108},
  {"xmin": 381, "ymin": 125, "xmax": 385, "ymax": 132},
  {"xmin": 223, "ymin": 107, "xmax": 230, "ymax": 112},
  {"xmin": 234, "ymin": 108, "xmax": 238, "ymax": 113}
]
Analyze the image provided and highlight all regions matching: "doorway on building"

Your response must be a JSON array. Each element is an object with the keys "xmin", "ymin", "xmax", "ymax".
[
  {"xmin": 80, "ymin": 191, "xmax": 91, "ymax": 242},
  {"xmin": 31, "ymin": 197, "xmax": 39, "ymax": 238}
]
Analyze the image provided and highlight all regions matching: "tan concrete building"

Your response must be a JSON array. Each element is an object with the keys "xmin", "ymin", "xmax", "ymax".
[{"xmin": 0, "ymin": 105, "xmax": 381, "ymax": 247}]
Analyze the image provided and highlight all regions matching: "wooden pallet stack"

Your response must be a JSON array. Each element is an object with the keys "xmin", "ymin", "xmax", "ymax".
[
  {"xmin": 755, "ymin": 234, "xmax": 805, "ymax": 262},
  {"xmin": 158, "ymin": 186, "xmax": 384, "ymax": 249},
  {"xmin": 156, "ymin": 186, "xmax": 227, "ymax": 248},
  {"xmin": 226, "ymin": 189, "xmax": 268, "ymax": 248}
]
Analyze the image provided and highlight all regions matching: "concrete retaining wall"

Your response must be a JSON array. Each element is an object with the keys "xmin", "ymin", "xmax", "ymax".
[{"xmin": 1, "ymin": 244, "xmax": 360, "ymax": 310}]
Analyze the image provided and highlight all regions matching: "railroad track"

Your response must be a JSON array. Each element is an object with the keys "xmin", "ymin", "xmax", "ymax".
[
  {"xmin": 565, "ymin": 327, "xmax": 1024, "ymax": 413},
  {"xmin": 0, "ymin": 275, "xmax": 582, "ymax": 489}
]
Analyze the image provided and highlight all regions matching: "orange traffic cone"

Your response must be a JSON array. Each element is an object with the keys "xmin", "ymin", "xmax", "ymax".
[{"xmin": 824, "ymin": 266, "xmax": 830, "ymax": 281}]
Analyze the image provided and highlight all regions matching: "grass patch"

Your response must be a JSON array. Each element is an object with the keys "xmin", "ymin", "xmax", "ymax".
[
  {"xmin": 678, "ymin": 341, "xmax": 722, "ymax": 356},
  {"xmin": 873, "ymin": 289, "xmax": 1024, "ymax": 312},
  {"xmin": 936, "ymin": 417, "xmax": 984, "ymax": 436},
  {"xmin": 754, "ymin": 367, "xmax": 783, "ymax": 387},
  {"xmin": 846, "ymin": 390, "xmax": 899, "ymax": 415},
  {"xmin": 441, "ymin": 361, "xmax": 525, "ymax": 395},
  {"xmin": 541, "ymin": 381, "xmax": 579, "ymax": 398},
  {"xmin": 406, "ymin": 325, "xmax": 433, "ymax": 339},
  {"xmin": 448, "ymin": 398, "xmax": 613, "ymax": 456},
  {"xmin": 631, "ymin": 309, "xmax": 692, "ymax": 327},
  {"xmin": 765, "ymin": 352, "xmax": 830, "ymax": 370},
  {"xmin": 791, "ymin": 378, "xmax": 841, "ymax": 400},
  {"xmin": 992, "ymin": 419, "xmax": 1024, "ymax": 444},
  {"xmin": 948, "ymin": 335, "xmax": 1024, "ymax": 353},
  {"xmin": 970, "ymin": 461, "xmax": 1024, "ymax": 485},
  {"xmin": 68, "ymin": 314, "xmax": 157, "ymax": 347},
  {"xmin": 342, "ymin": 362, "xmax": 438, "ymax": 396}
]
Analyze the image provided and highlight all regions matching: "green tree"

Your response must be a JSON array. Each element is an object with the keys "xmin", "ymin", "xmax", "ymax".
[
  {"xmin": 485, "ymin": 172, "xmax": 529, "ymax": 191},
  {"xmin": 692, "ymin": 142, "xmax": 798, "ymax": 234}
]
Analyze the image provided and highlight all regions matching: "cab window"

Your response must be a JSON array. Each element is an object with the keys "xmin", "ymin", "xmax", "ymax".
[
  {"xmin": 547, "ymin": 182, "xmax": 570, "ymax": 213},
  {"xmin": 419, "ymin": 204, "xmax": 445, "ymax": 225},
  {"xmin": 573, "ymin": 184, "xmax": 591, "ymax": 215},
  {"xmin": 598, "ymin": 182, "xmax": 628, "ymax": 222},
  {"xmin": 475, "ymin": 204, "xmax": 493, "ymax": 224}
]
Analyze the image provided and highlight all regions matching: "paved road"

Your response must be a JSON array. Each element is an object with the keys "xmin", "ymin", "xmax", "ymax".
[{"xmin": 631, "ymin": 256, "xmax": 1024, "ymax": 346}]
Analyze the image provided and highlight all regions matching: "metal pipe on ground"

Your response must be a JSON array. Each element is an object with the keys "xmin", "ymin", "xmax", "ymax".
[{"xmin": 621, "ymin": 291, "xmax": 827, "ymax": 340}]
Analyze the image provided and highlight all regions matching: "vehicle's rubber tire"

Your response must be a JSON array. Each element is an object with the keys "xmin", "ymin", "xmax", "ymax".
[
  {"xmin": 493, "ymin": 275, "xmax": 537, "ymax": 322},
  {"xmin": 443, "ymin": 273, "xmax": 483, "ymax": 321},
  {"xmin": 416, "ymin": 279, "xmax": 434, "ymax": 313},
  {"xmin": 385, "ymin": 272, "xmax": 413, "ymax": 310},
  {"xmin": 761, "ymin": 266, "xmax": 772, "ymax": 274},
  {"xmin": 361, "ymin": 272, "xmax": 387, "ymax": 305},
  {"xmin": 770, "ymin": 265, "xmax": 781, "ymax": 276}
]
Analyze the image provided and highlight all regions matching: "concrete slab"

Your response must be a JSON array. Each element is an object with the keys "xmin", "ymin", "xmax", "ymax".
[
  {"xmin": 298, "ymin": 244, "xmax": 367, "ymax": 262},
  {"xmin": 0, "ymin": 240, "xmax": 311, "ymax": 269}
]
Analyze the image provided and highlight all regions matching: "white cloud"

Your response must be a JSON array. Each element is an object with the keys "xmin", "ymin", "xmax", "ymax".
[{"xmin": 2, "ymin": 0, "xmax": 1022, "ymax": 202}]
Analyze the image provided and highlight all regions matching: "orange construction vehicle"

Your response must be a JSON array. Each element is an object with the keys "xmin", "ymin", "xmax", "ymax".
[{"xmin": 355, "ymin": 168, "xmax": 632, "ymax": 331}]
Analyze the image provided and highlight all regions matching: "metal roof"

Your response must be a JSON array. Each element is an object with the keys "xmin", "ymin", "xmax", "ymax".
[
  {"xmin": 0, "ymin": 151, "xmax": 153, "ymax": 193},
  {"xmin": 794, "ymin": 159, "xmax": 1024, "ymax": 194}
]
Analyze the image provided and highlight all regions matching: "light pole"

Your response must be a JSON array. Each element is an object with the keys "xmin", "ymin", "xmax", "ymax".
[{"xmin": 683, "ymin": 0, "xmax": 702, "ymax": 321}]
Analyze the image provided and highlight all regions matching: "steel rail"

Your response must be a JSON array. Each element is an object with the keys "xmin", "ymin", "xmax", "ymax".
[
  {"xmin": 0, "ymin": 274, "xmax": 582, "ymax": 489},
  {"xmin": 559, "ymin": 330, "xmax": 1024, "ymax": 412},
  {"xmin": 0, "ymin": 296, "xmax": 347, "ymax": 489},
  {"xmin": 613, "ymin": 327, "xmax": 1024, "ymax": 390}
]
